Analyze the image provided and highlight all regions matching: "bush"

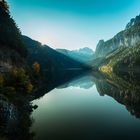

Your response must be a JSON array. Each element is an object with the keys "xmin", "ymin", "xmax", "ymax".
[
  {"xmin": 4, "ymin": 68, "xmax": 33, "ymax": 94},
  {"xmin": 32, "ymin": 62, "xmax": 40, "ymax": 73}
]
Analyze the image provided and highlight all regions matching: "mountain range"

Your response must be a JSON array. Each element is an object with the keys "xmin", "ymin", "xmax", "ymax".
[{"xmin": 56, "ymin": 47, "xmax": 95, "ymax": 63}]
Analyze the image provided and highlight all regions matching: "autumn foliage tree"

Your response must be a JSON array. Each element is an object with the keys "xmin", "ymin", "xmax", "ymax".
[{"xmin": 32, "ymin": 62, "xmax": 40, "ymax": 73}]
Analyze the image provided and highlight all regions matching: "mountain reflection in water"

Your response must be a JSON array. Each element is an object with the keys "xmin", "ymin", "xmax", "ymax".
[{"xmin": 0, "ymin": 70, "xmax": 140, "ymax": 140}]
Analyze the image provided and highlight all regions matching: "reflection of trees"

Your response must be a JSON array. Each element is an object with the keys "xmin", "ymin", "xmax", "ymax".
[
  {"xmin": 29, "ymin": 70, "xmax": 87, "ymax": 100},
  {"xmin": 0, "ymin": 96, "xmax": 35, "ymax": 140},
  {"xmin": 94, "ymin": 71, "xmax": 140, "ymax": 119}
]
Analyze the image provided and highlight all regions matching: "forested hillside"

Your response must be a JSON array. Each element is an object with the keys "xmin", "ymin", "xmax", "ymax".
[{"xmin": 0, "ymin": 0, "xmax": 27, "ymax": 70}]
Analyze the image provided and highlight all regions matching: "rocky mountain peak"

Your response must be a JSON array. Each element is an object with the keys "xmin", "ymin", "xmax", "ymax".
[
  {"xmin": 125, "ymin": 14, "xmax": 140, "ymax": 29},
  {"xmin": 78, "ymin": 47, "xmax": 94, "ymax": 55},
  {"xmin": 95, "ymin": 40, "xmax": 105, "ymax": 56},
  {"xmin": 96, "ymin": 40, "xmax": 104, "ymax": 49}
]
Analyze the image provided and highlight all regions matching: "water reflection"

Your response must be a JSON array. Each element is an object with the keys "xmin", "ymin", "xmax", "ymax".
[
  {"xmin": 0, "ymin": 70, "xmax": 140, "ymax": 139},
  {"xmin": 94, "ymin": 71, "xmax": 140, "ymax": 119},
  {"xmin": 58, "ymin": 73, "xmax": 95, "ymax": 89},
  {"xmin": 57, "ymin": 70, "xmax": 140, "ymax": 119}
]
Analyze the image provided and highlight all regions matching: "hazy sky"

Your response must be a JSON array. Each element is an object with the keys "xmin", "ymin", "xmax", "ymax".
[{"xmin": 7, "ymin": 0, "xmax": 140, "ymax": 50}]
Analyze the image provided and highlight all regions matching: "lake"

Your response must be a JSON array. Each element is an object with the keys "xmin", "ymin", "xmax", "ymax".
[{"xmin": 31, "ymin": 71, "xmax": 140, "ymax": 140}]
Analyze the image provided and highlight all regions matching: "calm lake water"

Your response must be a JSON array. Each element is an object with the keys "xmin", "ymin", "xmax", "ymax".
[{"xmin": 31, "ymin": 72, "xmax": 140, "ymax": 140}]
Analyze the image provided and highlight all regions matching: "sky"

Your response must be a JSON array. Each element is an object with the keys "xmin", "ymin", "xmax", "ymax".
[{"xmin": 7, "ymin": 0, "xmax": 140, "ymax": 50}]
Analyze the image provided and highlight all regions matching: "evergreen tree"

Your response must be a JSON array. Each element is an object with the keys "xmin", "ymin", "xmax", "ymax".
[
  {"xmin": 0, "ymin": 0, "xmax": 9, "ymax": 13},
  {"xmin": 0, "ymin": 0, "xmax": 27, "ymax": 57}
]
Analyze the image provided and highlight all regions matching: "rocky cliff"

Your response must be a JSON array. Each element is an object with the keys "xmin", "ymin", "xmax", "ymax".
[{"xmin": 95, "ymin": 15, "xmax": 140, "ymax": 57}]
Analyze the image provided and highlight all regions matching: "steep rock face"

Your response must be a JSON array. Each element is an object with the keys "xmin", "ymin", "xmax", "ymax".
[
  {"xmin": 95, "ymin": 15, "xmax": 140, "ymax": 57},
  {"xmin": 126, "ymin": 15, "xmax": 140, "ymax": 29},
  {"xmin": 0, "ymin": 96, "xmax": 18, "ymax": 134}
]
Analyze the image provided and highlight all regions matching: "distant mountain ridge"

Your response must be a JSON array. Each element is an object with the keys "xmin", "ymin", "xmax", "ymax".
[
  {"xmin": 56, "ymin": 47, "xmax": 95, "ymax": 63},
  {"xmin": 22, "ymin": 36, "xmax": 89, "ymax": 72},
  {"xmin": 126, "ymin": 15, "xmax": 140, "ymax": 29}
]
